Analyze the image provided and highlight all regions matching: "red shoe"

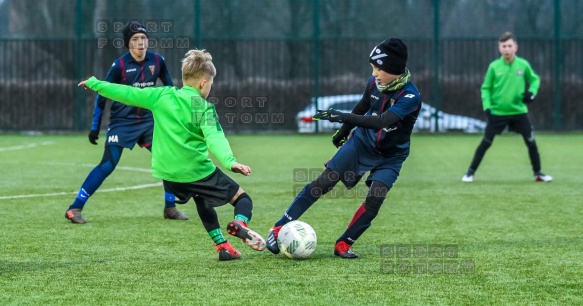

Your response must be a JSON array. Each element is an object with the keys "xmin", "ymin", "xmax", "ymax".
[
  {"xmin": 226, "ymin": 220, "xmax": 266, "ymax": 251},
  {"xmin": 215, "ymin": 242, "xmax": 241, "ymax": 261},
  {"xmin": 334, "ymin": 241, "xmax": 358, "ymax": 259}
]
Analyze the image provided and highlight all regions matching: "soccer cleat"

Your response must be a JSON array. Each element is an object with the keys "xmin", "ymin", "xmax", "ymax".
[
  {"xmin": 334, "ymin": 241, "xmax": 358, "ymax": 259},
  {"xmin": 215, "ymin": 242, "xmax": 241, "ymax": 261},
  {"xmin": 534, "ymin": 172, "xmax": 553, "ymax": 182},
  {"xmin": 265, "ymin": 225, "xmax": 282, "ymax": 254},
  {"xmin": 226, "ymin": 220, "xmax": 265, "ymax": 251},
  {"xmin": 65, "ymin": 208, "xmax": 87, "ymax": 224},
  {"xmin": 163, "ymin": 207, "xmax": 189, "ymax": 220},
  {"xmin": 462, "ymin": 174, "xmax": 474, "ymax": 183}
]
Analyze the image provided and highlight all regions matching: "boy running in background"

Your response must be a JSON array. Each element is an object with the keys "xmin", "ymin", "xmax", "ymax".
[{"xmin": 78, "ymin": 49, "xmax": 265, "ymax": 261}]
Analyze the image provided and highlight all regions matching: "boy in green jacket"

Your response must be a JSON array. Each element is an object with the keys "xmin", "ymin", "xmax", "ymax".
[
  {"xmin": 462, "ymin": 32, "xmax": 552, "ymax": 183},
  {"xmin": 79, "ymin": 49, "xmax": 266, "ymax": 261}
]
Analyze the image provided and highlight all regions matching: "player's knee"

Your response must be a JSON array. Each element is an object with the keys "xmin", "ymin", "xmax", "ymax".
[
  {"xmin": 232, "ymin": 193, "xmax": 251, "ymax": 207},
  {"xmin": 98, "ymin": 146, "xmax": 121, "ymax": 174},
  {"xmin": 524, "ymin": 133, "xmax": 537, "ymax": 146},
  {"xmin": 364, "ymin": 182, "xmax": 389, "ymax": 217},
  {"xmin": 364, "ymin": 195, "xmax": 385, "ymax": 217},
  {"xmin": 478, "ymin": 139, "xmax": 492, "ymax": 150},
  {"xmin": 309, "ymin": 169, "xmax": 340, "ymax": 196},
  {"xmin": 98, "ymin": 160, "xmax": 115, "ymax": 175}
]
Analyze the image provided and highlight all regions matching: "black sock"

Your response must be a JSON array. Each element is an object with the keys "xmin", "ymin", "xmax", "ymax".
[{"xmin": 232, "ymin": 193, "xmax": 252, "ymax": 223}]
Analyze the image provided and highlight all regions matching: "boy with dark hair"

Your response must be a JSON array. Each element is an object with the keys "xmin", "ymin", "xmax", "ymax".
[
  {"xmin": 265, "ymin": 38, "xmax": 422, "ymax": 258},
  {"xmin": 65, "ymin": 22, "xmax": 188, "ymax": 224},
  {"xmin": 462, "ymin": 31, "xmax": 552, "ymax": 183},
  {"xmin": 78, "ymin": 49, "xmax": 265, "ymax": 261}
]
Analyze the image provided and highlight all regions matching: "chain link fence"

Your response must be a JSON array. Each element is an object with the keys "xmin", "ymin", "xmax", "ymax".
[{"xmin": 1, "ymin": 0, "xmax": 582, "ymax": 132}]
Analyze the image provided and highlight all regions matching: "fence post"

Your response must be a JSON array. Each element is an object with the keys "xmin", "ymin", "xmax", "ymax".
[
  {"xmin": 553, "ymin": 0, "xmax": 563, "ymax": 130},
  {"xmin": 73, "ymin": 0, "xmax": 84, "ymax": 130},
  {"xmin": 194, "ymin": 0, "xmax": 201, "ymax": 48},
  {"xmin": 312, "ymin": 0, "xmax": 321, "ymax": 133},
  {"xmin": 432, "ymin": 0, "xmax": 441, "ymax": 132}
]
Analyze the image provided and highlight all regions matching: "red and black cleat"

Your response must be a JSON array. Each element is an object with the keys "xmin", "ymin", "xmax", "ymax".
[
  {"xmin": 215, "ymin": 242, "xmax": 241, "ymax": 261},
  {"xmin": 334, "ymin": 240, "xmax": 358, "ymax": 259},
  {"xmin": 226, "ymin": 220, "xmax": 266, "ymax": 251}
]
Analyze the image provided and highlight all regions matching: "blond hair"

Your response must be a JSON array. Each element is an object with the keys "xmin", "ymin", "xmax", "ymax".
[{"xmin": 181, "ymin": 49, "xmax": 216, "ymax": 82}]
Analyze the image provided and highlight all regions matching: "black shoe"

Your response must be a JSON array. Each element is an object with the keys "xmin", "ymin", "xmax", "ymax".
[
  {"xmin": 65, "ymin": 209, "xmax": 87, "ymax": 224},
  {"xmin": 163, "ymin": 207, "xmax": 189, "ymax": 220},
  {"xmin": 334, "ymin": 241, "xmax": 358, "ymax": 258},
  {"xmin": 265, "ymin": 225, "xmax": 282, "ymax": 254}
]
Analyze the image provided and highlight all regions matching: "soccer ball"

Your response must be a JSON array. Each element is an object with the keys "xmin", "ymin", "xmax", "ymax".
[{"xmin": 278, "ymin": 220, "xmax": 317, "ymax": 259}]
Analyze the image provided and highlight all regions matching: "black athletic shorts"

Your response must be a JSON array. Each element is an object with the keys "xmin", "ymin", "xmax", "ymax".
[
  {"xmin": 162, "ymin": 168, "xmax": 240, "ymax": 207},
  {"xmin": 486, "ymin": 113, "xmax": 533, "ymax": 137}
]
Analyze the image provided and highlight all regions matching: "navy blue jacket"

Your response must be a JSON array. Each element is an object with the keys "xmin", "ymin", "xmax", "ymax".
[
  {"xmin": 91, "ymin": 51, "xmax": 173, "ymax": 129},
  {"xmin": 351, "ymin": 76, "xmax": 422, "ymax": 155}
]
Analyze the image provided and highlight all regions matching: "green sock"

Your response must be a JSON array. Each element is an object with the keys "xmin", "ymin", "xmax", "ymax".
[
  {"xmin": 235, "ymin": 214, "xmax": 249, "ymax": 224},
  {"xmin": 209, "ymin": 228, "xmax": 226, "ymax": 245}
]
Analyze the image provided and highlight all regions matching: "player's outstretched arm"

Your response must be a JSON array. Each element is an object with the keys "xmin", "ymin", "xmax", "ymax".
[
  {"xmin": 314, "ymin": 108, "xmax": 401, "ymax": 130},
  {"xmin": 79, "ymin": 77, "xmax": 162, "ymax": 110}
]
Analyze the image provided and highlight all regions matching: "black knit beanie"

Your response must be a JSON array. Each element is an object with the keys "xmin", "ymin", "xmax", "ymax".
[
  {"xmin": 369, "ymin": 38, "xmax": 408, "ymax": 75},
  {"xmin": 123, "ymin": 22, "xmax": 148, "ymax": 48}
]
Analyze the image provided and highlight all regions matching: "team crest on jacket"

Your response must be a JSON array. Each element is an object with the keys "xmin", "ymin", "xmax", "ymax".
[
  {"xmin": 517, "ymin": 70, "xmax": 524, "ymax": 76},
  {"xmin": 149, "ymin": 65, "xmax": 155, "ymax": 75}
]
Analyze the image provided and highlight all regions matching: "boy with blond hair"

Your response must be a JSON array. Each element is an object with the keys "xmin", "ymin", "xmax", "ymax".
[{"xmin": 79, "ymin": 49, "xmax": 266, "ymax": 261}]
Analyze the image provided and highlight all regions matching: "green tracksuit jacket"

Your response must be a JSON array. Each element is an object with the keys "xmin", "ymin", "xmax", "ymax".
[
  {"xmin": 85, "ymin": 77, "xmax": 237, "ymax": 183},
  {"xmin": 481, "ymin": 56, "xmax": 540, "ymax": 116}
]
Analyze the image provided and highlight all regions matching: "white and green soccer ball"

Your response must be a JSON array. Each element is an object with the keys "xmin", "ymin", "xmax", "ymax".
[{"xmin": 278, "ymin": 220, "xmax": 317, "ymax": 259}]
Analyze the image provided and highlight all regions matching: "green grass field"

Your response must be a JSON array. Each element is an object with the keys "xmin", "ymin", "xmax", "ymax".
[{"xmin": 1, "ymin": 133, "xmax": 582, "ymax": 305}]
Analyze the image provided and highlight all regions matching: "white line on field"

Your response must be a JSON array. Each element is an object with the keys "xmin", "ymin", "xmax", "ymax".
[
  {"xmin": 0, "ymin": 154, "xmax": 155, "ymax": 200},
  {"xmin": 45, "ymin": 162, "xmax": 152, "ymax": 173},
  {"xmin": 0, "ymin": 141, "xmax": 55, "ymax": 152},
  {"xmin": 0, "ymin": 182, "xmax": 162, "ymax": 200}
]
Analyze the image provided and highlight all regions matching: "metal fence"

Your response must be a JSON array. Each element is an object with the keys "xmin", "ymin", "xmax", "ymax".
[{"xmin": 1, "ymin": 0, "xmax": 582, "ymax": 132}]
